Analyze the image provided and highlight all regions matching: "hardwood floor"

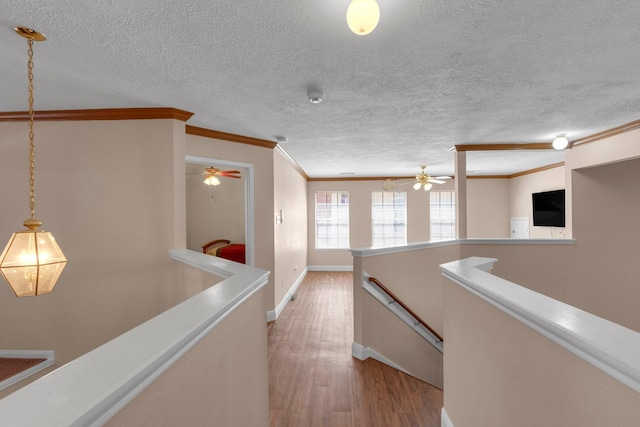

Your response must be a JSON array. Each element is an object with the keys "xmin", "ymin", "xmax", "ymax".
[{"xmin": 268, "ymin": 271, "xmax": 443, "ymax": 427}]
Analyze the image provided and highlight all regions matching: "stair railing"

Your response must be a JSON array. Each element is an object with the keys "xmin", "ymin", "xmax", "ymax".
[{"xmin": 368, "ymin": 277, "xmax": 443, "ymax": 343}]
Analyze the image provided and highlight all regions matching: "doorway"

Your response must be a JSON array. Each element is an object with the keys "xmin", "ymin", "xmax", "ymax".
[{"xmin": 185, "ymin": 155, "xmax": 254, "ymax": 266}]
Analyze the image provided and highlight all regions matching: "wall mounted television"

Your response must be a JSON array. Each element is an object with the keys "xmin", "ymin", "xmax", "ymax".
[{"xmin": 532, "ymin": 189, "xmax": 565, "ymax": 227}]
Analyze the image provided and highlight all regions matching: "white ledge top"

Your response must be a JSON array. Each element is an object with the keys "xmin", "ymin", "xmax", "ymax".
[
  {"xmin": 350, "ymin": 238, "xmax": 576, "ymax": 257},
  {"xmin": 440, "ymin": 257, "xmax": 640, "ymax": 395},
  {"xmin": 0, "ymin": 250, "xmax": 270, "ymax": 426}
]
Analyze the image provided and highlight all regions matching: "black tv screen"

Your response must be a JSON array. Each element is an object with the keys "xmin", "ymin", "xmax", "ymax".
[{"xmin": 532, "ymin": 189, "xmax": 565, "ymax": 227}]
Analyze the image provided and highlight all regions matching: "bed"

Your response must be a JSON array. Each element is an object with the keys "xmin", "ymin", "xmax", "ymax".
[{"xmin": 201, "ymin": 239, "xmax": 246, "ymax": 264}]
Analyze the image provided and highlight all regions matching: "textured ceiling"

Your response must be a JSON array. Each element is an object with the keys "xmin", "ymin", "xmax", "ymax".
[{"xmin": 1, "ymin": 1, "xmax": 639, "ymax": 178}]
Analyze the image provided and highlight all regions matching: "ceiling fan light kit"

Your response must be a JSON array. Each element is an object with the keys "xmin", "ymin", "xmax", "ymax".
[
  {"xmin": 386, "ymin": 166, "xmax": 450, "ymax": 192},
  {"xmin": 412, "ymin": 165, "xmax": 443, "ymax": 191},
  {"xmin": 204, "ymin": 175, "xmax": 221, "ymax": 186},
  {"xmin": 201, "ymin": 167, "xmax": 241, "ymax": 186},
  {"xmin": 413, "ymin": 181, "xmax": 432, "ymax": 191},
  {"xmin": 346, "ymin": 0, "xmax": 380, "ymax": 35}
]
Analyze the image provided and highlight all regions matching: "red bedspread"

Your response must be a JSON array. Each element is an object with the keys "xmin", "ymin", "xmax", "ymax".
[{"xmin": 215, "ymin": 244, "xmax": 246, "ymax": 264}]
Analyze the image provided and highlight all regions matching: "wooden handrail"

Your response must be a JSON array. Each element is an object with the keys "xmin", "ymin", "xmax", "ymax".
[{"xmin": 368, "ymin": 277, "xmax": 444, "ymax": 343}]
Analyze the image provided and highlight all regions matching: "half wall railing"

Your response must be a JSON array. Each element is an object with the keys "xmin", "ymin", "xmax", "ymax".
[
  {"xmin": 0, "ymin": 250, "xmax": 270, "ymax": 426},
  {"xmin": 440, "ymin": 257, "xmax": 640, "ymax": 426}
]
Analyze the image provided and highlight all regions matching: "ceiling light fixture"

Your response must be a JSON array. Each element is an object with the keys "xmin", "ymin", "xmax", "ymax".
[
  {"xmin": 552, "ymin": 133, "xmax": 569, "ymax": 150},
  {"xmin": 201, "ymin": 167, "xmax": 241, "ymax": 186},
  {"xmin": 203, "ymin": 175, "xmax": 221, "ymax": 186},
  {"xmin": 413, "ymin": 166, "xmax": 433, "ymax": 191},
  {"xmin": 0, "ymin": 27, "xmax": 67, "ymax": 297},
  {"xmin": 410, "ymin": 165, "xmax": 450, "ymax": 191},
  {"xmin": 413, "ymin": 181, "xmax": 433, "ymax": 191},
  {"xmin": 346, "ymin": 0, "xmax": 380, "ymax": 35}
]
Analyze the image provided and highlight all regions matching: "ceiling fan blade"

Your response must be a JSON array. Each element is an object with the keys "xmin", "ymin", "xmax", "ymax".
[
  {"xmin": 428, "ymin": 179, "xmax": 446, "ymax": 184},
  {"xmin": 224, "ymin": 175, "xmax": 242, "ymax": 179},
  {"xmin": 219, "ymin": 170, "xmax": 241, "ymax": 175},
  {"xmin": 433, "ymin": 176, "xmax": 452, "ymax": 180}
]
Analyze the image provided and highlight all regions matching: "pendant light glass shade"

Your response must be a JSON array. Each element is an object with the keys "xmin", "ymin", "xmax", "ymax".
[
  {"xmin": 346, "ymin": 0, "xmax": 380, "ymax": 35},
  {"xmin": 0, "ymin": 228, "xmax": 67, "ymax": 297}
]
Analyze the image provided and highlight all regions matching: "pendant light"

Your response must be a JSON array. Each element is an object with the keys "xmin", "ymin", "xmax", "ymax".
[
  {"xmin": 346, "ymin": 0, "xmax": 380, "ymax": 35},
  {"xmin": 0, "ymin": 27, "xmax": 67, "ymax": 297}
]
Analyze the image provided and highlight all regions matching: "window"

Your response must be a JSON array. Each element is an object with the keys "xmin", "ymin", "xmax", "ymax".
[
  {"xmin": 430, "ymin": 191, "xmax": 456, "ymax": 240},
  {"xmin": 315, "ymin": 191, "xmax": 349, "ymax": 249},
  {"xmin": 371, "ymin": 191, "xmax": 407, "ymax": 247}
]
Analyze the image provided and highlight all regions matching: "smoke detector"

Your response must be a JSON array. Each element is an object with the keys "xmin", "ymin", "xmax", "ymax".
[{"xmin": 308, "ymin": 89, "xmax": 323, "ymax": 104}]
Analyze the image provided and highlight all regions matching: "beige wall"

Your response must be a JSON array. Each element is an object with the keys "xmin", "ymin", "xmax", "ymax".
[
  {"xmin": 443, "ymin": 278, "xmax": 640, "ymax": 427},
  {"xmin": 0, "ymin": 119, "xmax": 186, "ymax": 370},
  {"xmin": 186, "ymin": 135, "xmax": 276, "ymax": 313},
  {"xmin": 462, "ymin": 160, "xmax": 640, "ymax": 335},
  {"xmin": 186, "ymin": 164, "xmax": 246, "ymax": 252},
  {"xmin": 509, "ymin": 165, "xmax": 567, "ymax": 239},
  {"xmin": 570, "ymin": 157, "xmax": 640, "ymax": 330},
  {"xmin": 467, "ymin": 178, "xmax": 510, "ymax": 238},
  {"xmin": 273, "ymin": 151, "xmax": 308, "ymax": 308},
  {"xmin": 106, "ymin": 285, "xmax": 270, "ymax": 427},
  {"xmin": 565, "ymin": 127, "xmax": 640, "ymax": 235}
]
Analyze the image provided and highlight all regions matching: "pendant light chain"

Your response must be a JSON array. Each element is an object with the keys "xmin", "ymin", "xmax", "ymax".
[
  {"xmin": 27, "ymin": 38, "xmax": 36, "ymax": 221},
  {"xmin": 1, "ymin": 26, "xmax": 67, "ymax": 298}
]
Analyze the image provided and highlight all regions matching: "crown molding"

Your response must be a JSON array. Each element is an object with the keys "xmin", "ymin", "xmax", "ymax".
[
  {"xmin": 275, "ymin": 145, "xmax": 309, "ymax": 180},
  {"xmin": 186, "ymin": 125, "xmax": 277, "ymax": 149},
  {"xmin": 467, "ymin": 175, "xmax": 509, "ymax": 179},
  {"xmin": 0, "ymin": 108, "xmax": 194, "ymax": 122},
  {"xmin": 508, "ymin": 162, "xmax": 565, "ymax": 178},
  {"xmin": 308, "ymin": 176, "xmax": 415, "ymax": 182},
  {"xmin": 450, "ymin": 143, "xmax": 553, "ymax": 152},
  {"xmin": 571, "ymin": 119, "xmax": 640, "ymax": 147},
  {"xmin": 307, "ymin": 163, "xmax": 565, "ymax": 182}
]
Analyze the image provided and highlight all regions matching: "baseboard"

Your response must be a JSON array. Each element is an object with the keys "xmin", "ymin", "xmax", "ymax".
[
  {"xmin": 308, "ymin": 265, "xmax": 353, "ymax": 272},
  {"xmin": 351, "ymin": 342, "xmax": 410, "ymax": 376},
  {"xmin": 267, "ymin": 267, "xmax": 309, "ymax": 322},
  {"xmin": 441, "ymin": 408, "xmax": 454, "ymax": 427}
]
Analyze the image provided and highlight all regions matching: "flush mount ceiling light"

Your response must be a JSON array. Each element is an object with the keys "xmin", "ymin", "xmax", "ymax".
[
  {"xmin": 0, "ymin": 27, "xmax": 67, "ymax": 297},
  {"xmin": 552, "ymin": 133, "xmax": 569, "ymax": 150},
  {"xmin": 346, "ymin": 0, "xmax": 380, "ymax": 35}
]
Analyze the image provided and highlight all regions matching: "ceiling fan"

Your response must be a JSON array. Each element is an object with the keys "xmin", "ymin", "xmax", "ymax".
[
  {"xmin": 383, "ymin": 166, "xmax": 451, "ymax": 191},
  {"xmin": 193, "ymin": 166, "xmax": 241, "ymax": 186}
]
